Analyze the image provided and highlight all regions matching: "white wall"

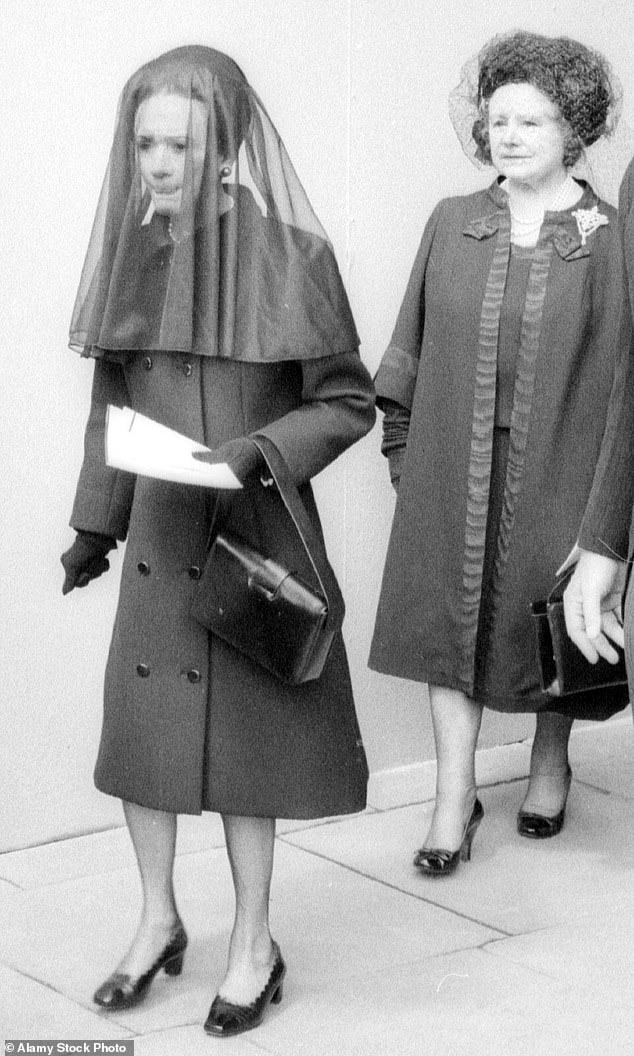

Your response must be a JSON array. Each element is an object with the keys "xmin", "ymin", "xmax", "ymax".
[{"xmin": 1, "ymin": 0, "xmax": 633, "ymax": 850}]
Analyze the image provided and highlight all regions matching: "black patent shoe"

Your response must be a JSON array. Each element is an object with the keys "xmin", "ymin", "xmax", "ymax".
[
  {"xmin": 517, "ymin": 768, "xmax": 572, "ymax": 839},
  {"xmin": 93, "ymin": 921, "xmax": 188, "ymax": 1011},
  {"xmin": 204, "ymin": 942, "xmax": 286, "ymax": 1037},
  {"xmin": 414, "ymin": 797, "xmax": 484, "ymax": 877}
]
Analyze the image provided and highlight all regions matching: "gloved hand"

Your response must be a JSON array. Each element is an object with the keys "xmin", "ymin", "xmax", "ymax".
[
  {"xmin": 380, "ymin": 399, "xmax": 409, "ymax": 492},
  {"xmin": 192, "ymin": 437, "xmax": 264, "ymax": 485},
  {"xmin": 387, "ymin": 448, "xmax": 405, "ymax": 491},
  {"xmin": 61, "ymin": 531, "xmax": 116, "ymax": 595}
]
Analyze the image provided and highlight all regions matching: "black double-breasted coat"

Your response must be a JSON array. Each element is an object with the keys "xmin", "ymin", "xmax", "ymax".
[{"xmin": 70, "ymin": 348, "xmax": 375, "ymax": 817}]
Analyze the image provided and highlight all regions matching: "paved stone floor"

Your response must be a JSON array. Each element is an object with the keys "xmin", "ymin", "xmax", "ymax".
[{"xmin": 2, "ymin": 719, "xmax": 633, "ymax": 1055}]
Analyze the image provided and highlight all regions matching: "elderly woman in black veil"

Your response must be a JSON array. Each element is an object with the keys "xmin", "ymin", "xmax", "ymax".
[{"xmin": 61, "ymin": 47, "xmax": 374, "ymax": 1036}]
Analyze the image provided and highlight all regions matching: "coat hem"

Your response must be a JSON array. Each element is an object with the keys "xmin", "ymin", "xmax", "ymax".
[
  {"xmin": 367, "ymin": 659, "xmax": 627, "ymax": 719},
  {"xmin": 94, "ymin": 777, "xmax": 367, "ymax": 820}
]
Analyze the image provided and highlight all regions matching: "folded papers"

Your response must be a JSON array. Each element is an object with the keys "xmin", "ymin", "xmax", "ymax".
[{"xmin": 105, "ymin": 405, "xmax": 243, "ymax": 489}]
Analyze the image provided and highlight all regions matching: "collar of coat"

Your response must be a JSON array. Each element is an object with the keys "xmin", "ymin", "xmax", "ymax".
[{"xmin": 463, "ymin": 178, "xmax": 604, "ymax": 260}]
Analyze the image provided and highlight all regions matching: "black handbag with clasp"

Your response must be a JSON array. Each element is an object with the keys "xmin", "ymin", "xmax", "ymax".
[
  {"xmin": 531, "ymin": 566, "xmax": 628, "ymax": 699},
  {"xmin": 190, "ymin": 435, "xmax": 344, "ymax": 685}
]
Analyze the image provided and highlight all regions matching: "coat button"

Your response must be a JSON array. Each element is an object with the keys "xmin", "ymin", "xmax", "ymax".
[
  {"xmin": 188, "ymin": 565, "xmax": 202, "ymax": 580},
  {"xmin": 137, "ymin": 561, "xmax": 150, "ymax": 575},
  {"xmin": 143, "ymin": 355, "xmax": 153, "ymax": 370},
  {"xmin": 136, "ymin": 664, "xmax": 150, "ymax": 678},
  {"xmin": 186, "ymin": 669, "xmax": 201, "ymax": 684},
  {"xmin": 183, "ymin": 361, "xmax": 193, "ymax": 377}
]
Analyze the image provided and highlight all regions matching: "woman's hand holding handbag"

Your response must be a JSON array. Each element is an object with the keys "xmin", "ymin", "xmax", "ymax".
[
  {"xmin": 562, "ymin": 550, "xmax": 627, "ymax": 664},
  {"xmin": 190, "ymin": 435, "xmax": 344, "ymax": 685},
  {"xmin": 531, "ymin": 562, "xmax": 627, "ymax": 700},
  {"xmin": 192, "ymin": 437, "xmax": 265, "ymax": 485}
]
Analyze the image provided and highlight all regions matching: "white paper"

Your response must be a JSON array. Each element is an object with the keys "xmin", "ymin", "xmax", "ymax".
[{"xmin": 105, "ymin": 405, "xmax": 243, "ymax": 489}]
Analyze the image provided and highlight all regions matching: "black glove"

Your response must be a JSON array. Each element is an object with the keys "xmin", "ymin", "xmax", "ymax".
[
  {"xmin": 192, "ymin": 437, "xmax": 264, "ymax": 485},
  {"xmin": 61, "ymin": 531, "xmax": 116, "ymax": 595},
  {"xmin": 380, "ymin": 400, "xmax": 410, "ymax": 492},
  {"xmin": 387, "ymin": 448, "xmax": 405, "ymax": 492}
]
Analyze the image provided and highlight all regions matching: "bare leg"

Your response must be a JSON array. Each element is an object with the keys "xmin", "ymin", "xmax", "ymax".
[
  {"xmin": 217, "ymin": 814, "xmax": 277, "ymax": 1004},
  {"xmin": 520, "ymin": 711, "xmax": 574, "ymax": 817},
  {"xmin": 112, "ymin": 801, "xmax": 180, "ymax": 976},
  {"xmin": 424, "ymin": 685, "xmax": 484, "ymax": 850}
]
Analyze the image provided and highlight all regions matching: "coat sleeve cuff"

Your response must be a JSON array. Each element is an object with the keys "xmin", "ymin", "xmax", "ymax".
[{"xmin": 374, "ymin": 345, "xmax": 418, "ymax": 411}]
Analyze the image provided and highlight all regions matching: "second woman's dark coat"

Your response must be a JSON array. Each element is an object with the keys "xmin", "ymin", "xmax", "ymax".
[
  {"xmin": 71, "ymin": 349, "xmax": 375, "ymax": 817},
  {"xmin": 369, "ymin": 180, "xmax": 630, "ymax": 714}
]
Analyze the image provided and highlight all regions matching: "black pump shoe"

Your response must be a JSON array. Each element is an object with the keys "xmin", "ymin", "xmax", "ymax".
[
  {"xmin": 204, "ymin": 942, "xmax": 286, "ymax": 1037},
  {"xmin": 517, "ymin": 768, "xmax": 572, "ymax": 839},
  {"xmin": 93, "ymin": 921, "xmax": 188, "ymax": 1011},
  {"xmin": 414, "ymin": 797, "xmax": 484, "ymax": 877}
]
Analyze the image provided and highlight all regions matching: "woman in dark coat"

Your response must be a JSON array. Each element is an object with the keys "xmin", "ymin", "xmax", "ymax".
[
  {"xmin": 369, "ymin": 32, "xmax": 627, "ymax": 873},
  {"xmin": 61, "ymin": 47, "xmax": 374, "ymax": 1036}
]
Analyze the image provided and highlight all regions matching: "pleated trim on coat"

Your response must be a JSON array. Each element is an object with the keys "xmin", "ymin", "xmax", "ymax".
[
  {"xmin": 459, "ymin": 212, "xmax": 511, "ymax": 686},
  {"xmin": 493, "ymin": 240, "xmax": 555, "ymax": 583},
  {"xmin": 456, "ymin": 182, "xmax": 600, "ymax": 692}
]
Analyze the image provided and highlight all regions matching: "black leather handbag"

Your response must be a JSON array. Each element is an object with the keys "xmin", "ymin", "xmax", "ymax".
[
  {"xmin": 190, "ymin": 435, "xmax": 344, "ymax": 685},
  {"xmin": 531, "ymin": 566, "xmax": 628, "ymax": 699}
]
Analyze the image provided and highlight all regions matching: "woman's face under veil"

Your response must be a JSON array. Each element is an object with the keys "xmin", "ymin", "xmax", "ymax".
[
  {"xmin": 69, "ymin": 45, "xmax": 359, "ymax": 361},
  {"xmin": 135, "ymin": 92, "xmax": 208, "ymax": 216}
]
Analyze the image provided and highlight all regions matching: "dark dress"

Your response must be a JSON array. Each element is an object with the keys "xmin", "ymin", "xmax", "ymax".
[
  {"xmin": 71, "ymin": 349, "xmax": 375, "ymax": 818},
  {"xmin": 473, "ymin": 245, "xmax": 531, "ymax": 697},
  {"xmin": 369, "ymin": 179, "xmax": 630, "ymax": 717}
]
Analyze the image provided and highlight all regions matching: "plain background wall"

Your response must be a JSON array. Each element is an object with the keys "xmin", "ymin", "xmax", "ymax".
[{"xmin": 2, "ymin": 0, "xmax": 633, "ymax": 850}]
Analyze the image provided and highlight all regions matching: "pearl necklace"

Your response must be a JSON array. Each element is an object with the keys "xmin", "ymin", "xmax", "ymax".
[{"xmin": 507, "ymin": 174, "xmax": 577, "ymax": 245}]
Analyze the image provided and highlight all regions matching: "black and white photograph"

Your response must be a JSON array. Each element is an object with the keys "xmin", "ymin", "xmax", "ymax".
[{"xmin": 2, "ymin": 1, "xmax": 634, "ymax": 1053}]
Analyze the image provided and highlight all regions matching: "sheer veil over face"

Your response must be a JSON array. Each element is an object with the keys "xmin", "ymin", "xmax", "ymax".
[
  {"xmin": 134, "ymin": 94, "xmax": 209, "ymax": 218},
  {"xmin": 70, "ymin": 45, "xmax": 358, "ymax": 362}
]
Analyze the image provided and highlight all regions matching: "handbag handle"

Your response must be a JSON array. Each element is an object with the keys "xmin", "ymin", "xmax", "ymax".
[
  {"xmin": 547, "ymin": 565, "xmax": 575, "ymax": 605},
  {"xmin": 251, "ymin": 434, "xmax": 345, "ymax": 631}
]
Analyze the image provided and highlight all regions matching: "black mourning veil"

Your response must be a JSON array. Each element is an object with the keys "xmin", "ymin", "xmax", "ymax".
[{"xmin": 70, "ymin": 46, "xmax": 358, "ymax": 362}]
